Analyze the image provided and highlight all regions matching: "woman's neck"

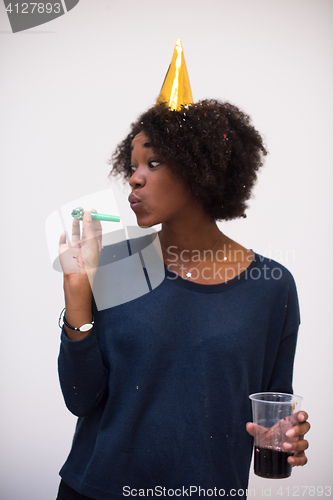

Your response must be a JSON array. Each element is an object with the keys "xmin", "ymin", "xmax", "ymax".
[
  {"xmin": 157, "ymin": 214, "xmax": 253, "ymax": 285},
  {"xmin": 159, "ymin": 216, "xmax": 223, "ymax": 254}
]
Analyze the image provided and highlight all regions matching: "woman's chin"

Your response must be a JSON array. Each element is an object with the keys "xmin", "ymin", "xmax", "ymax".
[{"xmin": 135, "ymin": 215, "xmax": 156, "ymax": 229}]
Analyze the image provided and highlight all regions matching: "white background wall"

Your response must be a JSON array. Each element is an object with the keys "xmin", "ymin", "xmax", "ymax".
[{"xmin": 0, "ymin": 1, "xmax": 332, "ymax": 498}]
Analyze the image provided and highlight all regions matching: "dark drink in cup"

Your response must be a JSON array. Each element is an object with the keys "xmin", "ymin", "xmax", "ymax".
[
  {"xmin": 254, "ymin": 446, "xmax": 293, "ymax": 478},
  {"xmin": 249, "ymin": 392, "xmax": 303, "ymax": 479}
]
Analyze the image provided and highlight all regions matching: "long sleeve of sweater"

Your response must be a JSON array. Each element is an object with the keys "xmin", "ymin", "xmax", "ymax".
[
  {"xmin": 266, "ymin": 277, "xmax": 300, "ymax": 394},
  {"xmin": 58, "ymin": 328, "xmax": 108, "ymax": 417}
]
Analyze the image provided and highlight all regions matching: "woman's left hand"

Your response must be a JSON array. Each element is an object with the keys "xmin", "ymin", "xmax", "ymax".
[{"xmin": 246, "ymin": 411, "xmax": 310, "ymax": 467}]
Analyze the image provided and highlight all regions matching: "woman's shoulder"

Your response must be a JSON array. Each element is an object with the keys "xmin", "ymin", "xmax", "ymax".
[
  {"xmin": 251, "ymin": 251, "xmax": 298, "ymax": 290},
  {"xmin": 221, "ymin": 235, "xmax": 297, "ymax": 289}
]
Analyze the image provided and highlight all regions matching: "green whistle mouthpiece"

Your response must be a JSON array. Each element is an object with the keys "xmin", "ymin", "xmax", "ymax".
[{"xmin": 71, "ymin": 207, "xmax": 120, "ymax": 222}]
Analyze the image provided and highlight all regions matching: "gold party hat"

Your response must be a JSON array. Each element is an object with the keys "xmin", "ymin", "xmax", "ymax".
[{"xmin": 156, "ymin": 39, "xmax": 193, "ymax": 111}]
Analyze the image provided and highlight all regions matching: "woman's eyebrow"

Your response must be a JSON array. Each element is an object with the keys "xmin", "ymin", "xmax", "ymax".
[{"xmin": 130, "ymin": 142, "xmax": 152, "ymax": 151}]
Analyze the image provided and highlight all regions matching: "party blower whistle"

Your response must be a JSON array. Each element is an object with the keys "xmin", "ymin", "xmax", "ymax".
[{"xmin": 71, "ymin": 207, "xmax": 121, "ymax": 222}]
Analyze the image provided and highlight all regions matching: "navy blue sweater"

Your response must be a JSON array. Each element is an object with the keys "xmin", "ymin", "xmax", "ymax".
[{"xmin": 58, "ymin": 244, "xmax": 300, "ymax": 500}]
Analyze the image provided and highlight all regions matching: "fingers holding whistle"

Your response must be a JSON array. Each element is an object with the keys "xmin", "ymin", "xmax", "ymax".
[{"xmin": 82, "ymin": 209, "xmax": 102, "ymax": 250}]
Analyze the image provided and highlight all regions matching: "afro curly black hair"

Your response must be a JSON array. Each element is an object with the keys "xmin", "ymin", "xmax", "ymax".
[{"xmin": 110, "ymin": 99, "xmax": 267, "ymax": 221}]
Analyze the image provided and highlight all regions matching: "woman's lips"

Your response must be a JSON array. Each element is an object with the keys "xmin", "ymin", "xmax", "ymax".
[{"xmin": 128, "ymin": 193, "xmax": 142, "ymax": 210}]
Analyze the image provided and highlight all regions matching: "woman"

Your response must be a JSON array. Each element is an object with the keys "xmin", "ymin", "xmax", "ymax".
[{"xmin": 57, "ymin": 101, "xmax": 310, "ymax": 500}]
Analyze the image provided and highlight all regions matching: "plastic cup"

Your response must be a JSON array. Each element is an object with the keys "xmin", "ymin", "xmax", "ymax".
[{"xmin": 249, "ymin": 392, "xmax": 303, "ymax": 479}]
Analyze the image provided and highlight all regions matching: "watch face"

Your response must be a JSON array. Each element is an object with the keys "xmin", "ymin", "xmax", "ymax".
[{"xmin": 80, "ymin": 323, "xmax": 93, "ymax": 332}]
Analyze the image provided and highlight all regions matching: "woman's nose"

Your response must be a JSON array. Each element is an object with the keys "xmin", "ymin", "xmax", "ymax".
[{"xmin": 129, "ymin": 166, "xmax": 145, "ymax": 188}]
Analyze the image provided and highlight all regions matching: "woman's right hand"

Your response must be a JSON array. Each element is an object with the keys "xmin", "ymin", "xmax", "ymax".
[{"xmin": 59, "ymin": 209, "xmax": 102, "ymax": 278}]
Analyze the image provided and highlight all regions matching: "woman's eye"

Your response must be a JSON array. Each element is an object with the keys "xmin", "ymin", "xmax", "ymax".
[
  {"xmin": 149, "ymin": 161, "xmax": 161, "ymax": 169},
  {"xmin": 129, "ymin": 160, "xmax": 162, "ymax": 172}
]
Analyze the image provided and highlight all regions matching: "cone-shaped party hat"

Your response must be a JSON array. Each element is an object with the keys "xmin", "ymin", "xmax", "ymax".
[{"xmin": 156, "ymin": 39, "xmax": 193, "ymax": 111}]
